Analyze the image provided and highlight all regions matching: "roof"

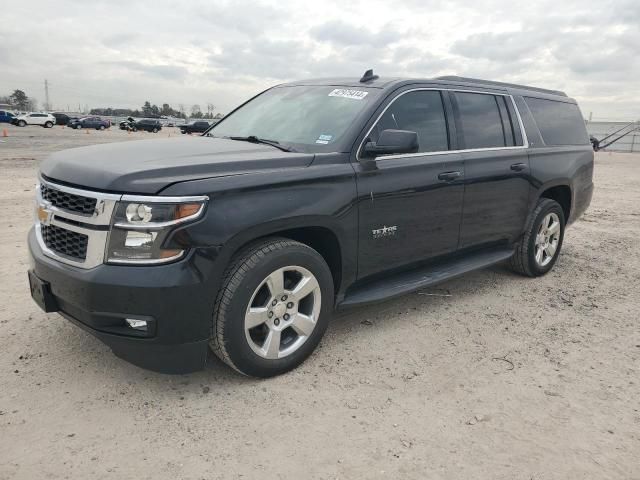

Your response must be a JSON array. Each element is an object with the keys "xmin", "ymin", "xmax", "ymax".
[{"xmin": 287, "ymin": 72, "xmax": 569, "ymax": 99}]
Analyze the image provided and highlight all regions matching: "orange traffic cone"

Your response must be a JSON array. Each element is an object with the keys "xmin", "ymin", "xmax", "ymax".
[{"xmin": 2, "ymin": 129, "xmax": 7, "ymax": 138}]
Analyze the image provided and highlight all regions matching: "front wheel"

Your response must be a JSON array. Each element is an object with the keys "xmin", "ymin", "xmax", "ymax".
[
  {"xmin": 99, "ymin": 125, "xmax": 105, "ymax": 130},
  {"xmin": 75, "ymin": 124, "xmax": 82, "ymax": 130},
  {"xmin": 18, "ymin": 120, "xmax": 26, "ymax": 127},
  {"xmin": 509, "ymin": 198, "xmax": 565, "ymax": 277},
  {"xmin": 152, "ymin": 127, "xmax": 158, "ymax": 133},
  {"xmin": 210, "ymin": 238, "xmax": 334, "ymax": 377},
  {"xmin": 44, "ymin": 121, "xmax": 53, "ymax": 128}
]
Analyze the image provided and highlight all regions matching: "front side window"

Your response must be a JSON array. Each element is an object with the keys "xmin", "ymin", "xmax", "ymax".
[
  {"xmin": 455, "ymin": 92, "xmax": 507, "ymax": 149},
  {"xmin": 369, "ymin": 90, "xmax": 449, "ymax": 153},
  {"xmin": 210, "ymin": 85, "xmax": 379, "ymax": 152}
]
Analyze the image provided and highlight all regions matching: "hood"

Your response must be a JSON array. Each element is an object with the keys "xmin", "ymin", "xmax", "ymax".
[{"xmin": 40, "ymin": 137, "xmax": 315, "ymax": 194}]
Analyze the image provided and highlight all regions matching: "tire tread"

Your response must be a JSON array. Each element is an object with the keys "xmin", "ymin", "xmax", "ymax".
[
  {"xmin": 509, "ymin": 198, "xmax": 560, "ymax": 277},
  {"xmin": 210, "ymin": 237, "xmax": 316, "ymax": 374}
]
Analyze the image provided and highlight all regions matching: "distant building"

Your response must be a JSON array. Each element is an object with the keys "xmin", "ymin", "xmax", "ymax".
[{"xmin": 0, "ymin": 103, "xmax": 14, "ymax": 110}]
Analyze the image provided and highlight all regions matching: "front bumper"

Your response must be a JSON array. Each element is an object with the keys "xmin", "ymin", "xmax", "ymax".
[{"xmin": 28, "ymin": 228, "xmax": 223, "ymax": 374}]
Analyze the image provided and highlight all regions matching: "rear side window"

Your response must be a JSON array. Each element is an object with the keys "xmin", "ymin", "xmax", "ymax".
[
  {"xmin": 454, "ymin": 92, "xmax": 507, "ymax": 149},
  {"xmin": 524, "ymin": 97, "xmax": 588, "ymax": 146},
  {"xmin": 372, "ymin": 90, "xmax": 449, "ymax": 153}
]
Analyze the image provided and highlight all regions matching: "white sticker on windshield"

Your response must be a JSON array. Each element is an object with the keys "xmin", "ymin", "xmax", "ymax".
[
  {"xmin": 316, "ymin": 134, "xmax": 333, "ymax": 144},
  {"xmin": 328, "ymin": 89, "xmax": 369, "ymax": 100}
]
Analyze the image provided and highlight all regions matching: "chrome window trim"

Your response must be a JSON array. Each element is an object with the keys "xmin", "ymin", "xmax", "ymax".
[
  {"xmin": 356, "ymin": 87, "xmax": 529, "ymax": 162},
  {"xmin": 34, "ymin": 177, "xmax": 209, "ymax": 269}
]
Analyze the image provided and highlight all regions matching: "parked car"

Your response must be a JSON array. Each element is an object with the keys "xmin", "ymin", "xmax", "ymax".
[
  {"xmin": 51, "ymin": 113, "xmax": 72, "ymax": 126},
  {"xmin": 28, "ymin": 71, "xmax": 593, "ymax": 377},
  {"xmin": 119, "ymin": 117, "xmax": 136, "ymax": 131},
  {"xmin": 0, "ymin": 110, "xmax": 16, "ymax": 123},
  {"xmin": 180, "ymin": 121, "xmax": 210, "ymax": 134},
  {"xmin": 131, "ymin": 119, "xmax": 162, "ymax": 133},
  {"xmin": 68, "ymin": 116, "xmax": 111, "ymax": 130},
  {"xmin": 12, "ymin": 112, "xmax": 55, "ymax": 128}
]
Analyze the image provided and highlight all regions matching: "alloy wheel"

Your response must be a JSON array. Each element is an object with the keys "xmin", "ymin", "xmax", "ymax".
[
  {"xmin": 534, "ymin": 212, "xmax": 561, "ymax": 267},
  {"xmin": 244, "ymin": 266, "xmax": 321, "ymax": 359}
]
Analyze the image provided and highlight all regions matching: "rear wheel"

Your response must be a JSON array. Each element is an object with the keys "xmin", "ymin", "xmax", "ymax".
[
  {"xmin": 18, "ymin": 120, "xmax": 26, "ymax": 127},
  {"xmin": 99, "ymin": 125, "xmax": 105, "ymax": 130},
  {"xmin": 211, "ymin": 238, "xmax": 333, "ymax": 377},
  {"xmin": 75, "ymin": 124, "xmax": 82, "ymax": 130},
  {"xmin": 509, "ymin": 198, "xmax": 565, "ymax": 277},
  {"xmin": 44, "ymin": 121, "xmax": 53, "ymax": 128},
  {"xmin": 152, "ymin": 127, "xmax": 158, "ymax": 133}
]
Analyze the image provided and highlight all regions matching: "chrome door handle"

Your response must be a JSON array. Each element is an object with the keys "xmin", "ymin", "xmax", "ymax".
[{"xmin": 438, "ymin": 171, "xmax": 461, "ymax": 181}]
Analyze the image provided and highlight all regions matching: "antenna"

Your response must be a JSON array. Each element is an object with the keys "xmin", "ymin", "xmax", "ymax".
[
  {"xmin": 360, "ymin": 69, "xmax": 379, "ymax": 83},
  {"xmin": 44, "ymin": 79, "xmax": 51, "ymax": 111}
]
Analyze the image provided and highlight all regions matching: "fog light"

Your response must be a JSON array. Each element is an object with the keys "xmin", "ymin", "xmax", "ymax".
[{"xmin": 125, "ymin": 318, "xmax": 148, "ymax": 330}]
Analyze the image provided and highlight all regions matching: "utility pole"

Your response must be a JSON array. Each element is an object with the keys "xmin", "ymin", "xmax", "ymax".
[{"xmin": 44, "ymin": 79, "xmax": 51, "ymax": 111}]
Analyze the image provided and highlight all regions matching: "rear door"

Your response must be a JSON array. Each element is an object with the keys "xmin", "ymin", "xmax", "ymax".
[
  {"xmin": 354, "ymin": 88, "xmax": 465, "ymax": 279},
  {"xmin": 451, "ymin": 91, "xmax": 531, "ymax": 248}
]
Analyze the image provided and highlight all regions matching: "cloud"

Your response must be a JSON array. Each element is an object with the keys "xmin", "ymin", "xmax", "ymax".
[
  {"xmin": 103, "ymin": 61, "xmax": 189, "ymax": 80},
  {"xmin": 0, "ymin": 0, "xmax": 637, "ymax": 119},
  {"xmin": 310, "ymin": 20, "xmax": 399, "ymax": 47}
]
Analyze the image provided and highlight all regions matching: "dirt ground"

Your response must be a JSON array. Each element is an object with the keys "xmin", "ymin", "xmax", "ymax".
[{"xmin": 0, "ymin": 124, "xmax": 638, "ymax": 480}]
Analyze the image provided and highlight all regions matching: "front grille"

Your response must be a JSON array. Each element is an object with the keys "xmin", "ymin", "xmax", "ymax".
[
  {"xmin": 41, "ymin": 183, "xmax": 97, "ymax": 215},
  {"xmin": 41, "ymin": 225, "xmax": 88, "ymax": 260}
]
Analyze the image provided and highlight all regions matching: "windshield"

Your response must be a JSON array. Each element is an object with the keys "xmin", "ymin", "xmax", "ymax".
[{"xmin": 209, "ymin": 85, "xmax": 378, "ymax": 152}]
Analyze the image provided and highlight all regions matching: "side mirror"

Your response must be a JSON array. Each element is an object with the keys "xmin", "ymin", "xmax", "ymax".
[{"xmin": 362, "ymin": 129, "xmax": 419, "ymax": 158}]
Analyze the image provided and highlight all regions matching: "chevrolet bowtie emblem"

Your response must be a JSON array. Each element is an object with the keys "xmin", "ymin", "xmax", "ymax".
[{"xmin": 37, "ymin": 205, "xmax": 53, "ymax": 226}]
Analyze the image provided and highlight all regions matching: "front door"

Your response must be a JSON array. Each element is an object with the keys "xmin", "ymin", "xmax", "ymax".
[{"xmin": 354, "ymin": 89, "xmax": 465, "ymax": 280}]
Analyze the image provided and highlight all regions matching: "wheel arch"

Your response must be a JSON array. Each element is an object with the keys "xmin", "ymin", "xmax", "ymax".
[
  {"xmin": 219, "ymin": 220, "xmax": 347, "ymax": 296},
  {"xmin": 538, "ymin": 183, "xmax": 572, "ymax": 222}
]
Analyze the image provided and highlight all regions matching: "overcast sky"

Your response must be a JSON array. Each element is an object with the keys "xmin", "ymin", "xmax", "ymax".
[{"xmin": 1, "ymin": 0, "xmax": 638, "ymax": 119}]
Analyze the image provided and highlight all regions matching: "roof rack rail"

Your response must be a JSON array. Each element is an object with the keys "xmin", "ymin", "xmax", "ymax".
[{"xmin": 435, "ymin": 76, "xmax": 567, "ymax": 97}]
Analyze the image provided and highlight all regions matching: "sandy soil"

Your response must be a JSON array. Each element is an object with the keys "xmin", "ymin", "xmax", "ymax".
[{"xmin": 0, "ymin": 125, "xmax": 638, "ymax": 479}]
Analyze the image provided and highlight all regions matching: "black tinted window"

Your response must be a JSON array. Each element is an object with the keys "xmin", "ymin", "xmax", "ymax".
[
  {"xmin": 372, "ymin": 90, "xmax": 449, "ymax": 153},
  {"xmin": 524, "ymin": 97, "xmax": 588, "ymax": 146},
  {"xmin": 455, "ymin": 92, "xmax": 506, "ymax": 149}
]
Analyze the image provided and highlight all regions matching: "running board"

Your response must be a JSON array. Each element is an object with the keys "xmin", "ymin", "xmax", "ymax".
[{"xmin": 338, "ymin": 247, "xmax": 514, "ymax": 309}]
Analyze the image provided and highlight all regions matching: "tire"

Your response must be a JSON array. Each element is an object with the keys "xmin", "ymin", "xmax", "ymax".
[
  {"xmin": 44, "ymin": 121, "xmax": 53, "ymax": 128},
  {"xmin": 509, "ymin": 198, "xmax": 565, "ymax": 277},
  {"xmin": 99, "ymin": 125, "xmax": 105, "ymax": 130},
  {"xmin": 181, "ymin": 130, "xmax": 186, "ymax": 134},
  {"xmin": 152, "ymin": 127, "xmax": 158, "ymax": 133},
  {"xmin": 211, "ymin": 237, "xmax": 334, "ymax": 377},
  {"xmin": 75, "ymin": 124, "xmax": 82, "ymax": 130},
  {"xmin": 18, "ymin": 120, "xmax": 26, "ymax": 127}
]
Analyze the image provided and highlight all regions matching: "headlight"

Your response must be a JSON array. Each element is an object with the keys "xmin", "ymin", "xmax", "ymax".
[{"xmin": 106, "ymin": 196, "xmax": 207, "ymax": 264}]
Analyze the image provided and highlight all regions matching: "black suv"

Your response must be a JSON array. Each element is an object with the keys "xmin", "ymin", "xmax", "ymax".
[
  {"xmin": 28, "ymin": 72, "xmax": 593, "ymax": 377},
  {"xmin": 132, "ymin": 119, "xmax": 162, "ymax": 133},
  {"xmin": 180, "ymin": 121, "xmax": 210, "ymax": 134}
]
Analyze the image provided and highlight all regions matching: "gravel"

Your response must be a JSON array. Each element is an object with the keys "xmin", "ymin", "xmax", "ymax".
[{"xmin": 0, "ymin": 125, "xmax": 638, "ymax": 479}]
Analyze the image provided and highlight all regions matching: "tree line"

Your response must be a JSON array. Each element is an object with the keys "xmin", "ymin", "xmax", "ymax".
[
  {"xmin": 91, "ymin": 101, "xmax": 221, "ymax": 119},
  {"xmin": 0, "ymin": 89, "xmax": 38, "ymax": 111},
  {"xmin": 1, "ymin": 90, "xmax": 223, "ymax": 119}
]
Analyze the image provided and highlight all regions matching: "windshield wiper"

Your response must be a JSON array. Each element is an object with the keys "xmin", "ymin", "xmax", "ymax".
[{"xmin": 228, "ymin": 135, "xmax": 296, "ymax": 152}]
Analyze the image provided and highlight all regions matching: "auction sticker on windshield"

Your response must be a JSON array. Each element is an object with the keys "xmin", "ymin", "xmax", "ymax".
[{"xmin": 328, "ymin": 89, "xmax": 369, "ymax": 100}]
